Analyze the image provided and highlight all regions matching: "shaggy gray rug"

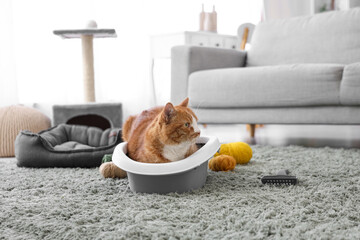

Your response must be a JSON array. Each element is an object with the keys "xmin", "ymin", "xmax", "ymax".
[{"xmin": 1, "ymin": 145, "xmax": 359, "ymax": 240}]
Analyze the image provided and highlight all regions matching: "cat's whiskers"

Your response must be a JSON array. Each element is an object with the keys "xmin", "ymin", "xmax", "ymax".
[{"xmin": 194, "ymin": 101, "xmax": 204, "ymax": 113}]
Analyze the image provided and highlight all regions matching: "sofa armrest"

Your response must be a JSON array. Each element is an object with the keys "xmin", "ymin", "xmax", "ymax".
[{"xmin": 171, "ymin": 45, "xmax": 246, "ymax": 104}]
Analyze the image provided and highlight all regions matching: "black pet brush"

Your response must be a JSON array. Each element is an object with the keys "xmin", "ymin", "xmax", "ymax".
[{"xmin": 261, "ymin": 169, "xmax": 298, "ymax": 185}]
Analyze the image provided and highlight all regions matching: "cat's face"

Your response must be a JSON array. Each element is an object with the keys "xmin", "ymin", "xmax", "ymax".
[{"xmin": 159, "ymin": 98, "xmax": 200, "ymax": 144}]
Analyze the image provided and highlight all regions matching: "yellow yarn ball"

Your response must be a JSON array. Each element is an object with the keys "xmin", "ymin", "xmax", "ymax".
[
  {"xmin": 209, "ymin": 155, "xmax": 236, "ymax": 172},
  {"xmin": 214, "ymin": 142, "xmax": 252, "ymax": 164}
]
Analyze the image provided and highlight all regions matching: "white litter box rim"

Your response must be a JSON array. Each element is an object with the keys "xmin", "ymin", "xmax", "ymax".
[{"xmin": 112, "ymin": 136, "xmax": 220, "ymax": 176}]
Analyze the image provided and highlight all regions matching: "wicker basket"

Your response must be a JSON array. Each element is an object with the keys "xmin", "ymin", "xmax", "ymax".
[{"xmin": 0, "ymin": 105, "xmax": 51, "ymax": 157}]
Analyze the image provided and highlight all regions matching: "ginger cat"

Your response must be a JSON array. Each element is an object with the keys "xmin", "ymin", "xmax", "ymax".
[
  {"xmin": 123, "ymin": 97, "xmax": 200, "ymax": 163},
  {"xmin": 100, "ymin": 98, "xmax": 200, "ymax": 178}
]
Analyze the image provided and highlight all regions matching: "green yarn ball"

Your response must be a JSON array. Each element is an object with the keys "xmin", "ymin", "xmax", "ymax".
[{"xmin": 102, "ymin": 154, "xmax": 113, "ymax": 164}]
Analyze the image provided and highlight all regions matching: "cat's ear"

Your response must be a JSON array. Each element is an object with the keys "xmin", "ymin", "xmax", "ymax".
[
  {"xmin": 179, "ymin": 97, "xmax": 189, "ymax": 107},
  {"xmin": 163, "ymin": 102, "xmax": 175, "ymax": 123}
]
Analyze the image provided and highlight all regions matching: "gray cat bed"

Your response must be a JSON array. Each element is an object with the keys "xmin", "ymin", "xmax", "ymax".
[{"xmin": 15, "ymin": 124, "xmax": 122, "ymax": 168}]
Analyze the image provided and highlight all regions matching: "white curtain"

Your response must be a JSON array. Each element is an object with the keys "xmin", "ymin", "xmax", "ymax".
[
  {"xmin": 262, "ymin": 0, "xmax": 312, "ymax": 20},
  {"xmin": 0, "ymin": 0, "xmax": 18, "ymax": 107},
  {"xmin": 0, "ymin": 0, "xmax": 262, "ymax": 119}
]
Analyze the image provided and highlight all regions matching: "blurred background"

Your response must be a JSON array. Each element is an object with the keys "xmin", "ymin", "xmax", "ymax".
[
  {"xmin": 2, "ymin": 0, "xmax": 359, "ymax": 147},
  {"xmin": 0, "ymin": 0, "xmax": 263, "ymax": 119}
]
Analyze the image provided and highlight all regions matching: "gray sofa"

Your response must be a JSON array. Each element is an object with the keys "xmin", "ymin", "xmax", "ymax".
[{"xmin": 171, "ymin": 8, "xmax": 360, "ymax": 136}]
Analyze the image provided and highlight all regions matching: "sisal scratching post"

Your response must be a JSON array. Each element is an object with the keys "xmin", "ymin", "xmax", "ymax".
[
  {"xmin": 54, "ymin": 20, "xmax": 117, "ymax": 103},
  {"xmin": 81, "ymin": 35, "xmax": 95, "ymax": 102}
]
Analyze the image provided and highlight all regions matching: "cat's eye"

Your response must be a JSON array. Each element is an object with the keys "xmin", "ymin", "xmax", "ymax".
[{"xmin": 184, "ymin": 122, "xmax": 190, "ymax": 127}]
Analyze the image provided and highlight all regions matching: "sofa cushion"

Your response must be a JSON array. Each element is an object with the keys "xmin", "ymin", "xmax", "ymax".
[
  {"xmin": 247, "ymin": 8, "xmax": 360, "ymax": 66},
  {"xmin": 188, "ymin": 64, "xmax": 344, "ymax": 108},
  {"xmin": 340, "ymin": 62, "xmax": 360, "ymax": 105}
]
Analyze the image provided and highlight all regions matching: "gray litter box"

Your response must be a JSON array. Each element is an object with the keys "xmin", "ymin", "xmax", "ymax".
[{"xmin": 112, "ymin": 136, "xmax": 220, "ymax": 194}]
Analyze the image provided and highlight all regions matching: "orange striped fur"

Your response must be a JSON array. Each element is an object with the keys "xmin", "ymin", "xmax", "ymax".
[{"xmin": 123, "ymin": 98, "xmax": 200, "ymax": 163}]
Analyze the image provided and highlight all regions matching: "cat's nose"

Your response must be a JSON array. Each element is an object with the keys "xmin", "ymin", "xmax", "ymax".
[
  {"xmin": 193, "ymin": 127, "xmax": 200, "ymax": 134},
  {"xmin": 193, "ymin": 131, "xmax": 200, "ymax": 138}
]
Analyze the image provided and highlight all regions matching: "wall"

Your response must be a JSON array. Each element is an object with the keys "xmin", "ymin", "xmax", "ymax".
[
  {"xmin": 1, "ymin": 0, "xmax": 262, "ymax": 121},
  {"xmin": 263, "ymin": 0, "xmax": 312, "ymax": 20}
]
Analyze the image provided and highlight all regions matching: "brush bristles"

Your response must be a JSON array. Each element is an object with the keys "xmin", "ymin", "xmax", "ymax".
[{"xmin": 261, "ymin": 176, "xmax": 298, "ymax": 185}]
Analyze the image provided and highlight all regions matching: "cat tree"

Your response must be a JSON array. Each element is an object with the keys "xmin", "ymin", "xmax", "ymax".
[
  {"xmin": 52, "ymin": 21, "xmax": 122, "ymax": 129},
  {"xmin": 53, "ymin": 20, "xmax": 117, "ymax": 102}
]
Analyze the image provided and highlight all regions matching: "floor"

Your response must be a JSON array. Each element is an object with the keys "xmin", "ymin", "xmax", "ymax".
[{"xmin": 199, "ymin": 124, "xmax": 360, "ymax": 148}]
